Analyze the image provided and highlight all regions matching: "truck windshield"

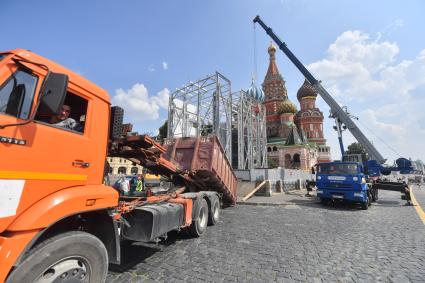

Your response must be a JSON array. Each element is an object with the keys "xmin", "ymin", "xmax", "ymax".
[{"xmin": 318, "ymin": 163, "xmax": 358, "ymax": 174}]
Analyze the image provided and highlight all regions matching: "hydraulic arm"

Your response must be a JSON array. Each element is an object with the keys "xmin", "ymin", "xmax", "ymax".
[{"xmin": 253, "ymin": 15, "xmax": 386, "ymax": 164}]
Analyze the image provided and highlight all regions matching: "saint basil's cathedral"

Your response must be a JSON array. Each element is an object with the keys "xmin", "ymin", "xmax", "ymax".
[{"xmin": 248, "ymin": 43, "xmax": 331, "ymax": 170}]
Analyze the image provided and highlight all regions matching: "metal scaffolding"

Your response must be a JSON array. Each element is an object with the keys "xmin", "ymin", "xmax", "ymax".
[
  {"xmin": 233, "ymin": 90, "xmax": 267, "ymax": 169},
  {"xmin": 168, "ymin": 72, "xmax": 233, "ymax": 161},
  {"xmin": 168, "ymin": 72, "xmax": 267, "ymax": 169}
]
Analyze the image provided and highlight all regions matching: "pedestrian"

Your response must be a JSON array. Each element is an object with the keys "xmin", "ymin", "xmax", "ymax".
[
  {"xmin": 403, "ymin": 181, "xmax": 412, "ymax": 206},
  {"xmin": 136, "ymin": 175, "xmax": 144, "ymax": 192},
  {"xmin": 118, "ymin": 175, "xmax": 130, "ymax": 196},
  {"xmin": 129, "ymin": 176, "xmax": 137, "ymax": 196}
]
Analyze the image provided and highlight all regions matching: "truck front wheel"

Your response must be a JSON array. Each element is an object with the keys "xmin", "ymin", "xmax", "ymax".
[
  {"xmin": 361, "ymin": 197, "xmax": 370, "ymax": 210},
  {"xmin": 6, "ymin": 231, "xmax": 108, "ymax": 283}
]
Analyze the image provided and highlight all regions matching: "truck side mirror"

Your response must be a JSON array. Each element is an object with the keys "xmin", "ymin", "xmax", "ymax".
[{"xmin": 37, "ymin": 72, "xmax": 68, "ymax": 116}]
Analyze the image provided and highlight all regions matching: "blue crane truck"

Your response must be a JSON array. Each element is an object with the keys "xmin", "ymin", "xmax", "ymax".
[
  {"xmin": 254, "ymin": 16, "xmax": 412, "ymax": 209},
  {"xmin": 315, "ymin": 161, "xmax": 378, "ymax": 209}
]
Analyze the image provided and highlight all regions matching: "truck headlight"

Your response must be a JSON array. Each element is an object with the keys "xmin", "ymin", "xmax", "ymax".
[
  {"xmin": 354, "ymin": 192, "xmax": 363, "ymax": 197},
  {"xmin": 317, "ymin": 176, "xmax": 322, "ymax": 180},
  {"xmin": 353, "ymin": 177, "xmax": 358, "ymax": 181},
  {"xmin": 361, "ymin": 177, "xmax": 366, "ymax": 184},
  {"xmin": 317, "ymin": 190, "xmax": 323, "ymax": 194}
]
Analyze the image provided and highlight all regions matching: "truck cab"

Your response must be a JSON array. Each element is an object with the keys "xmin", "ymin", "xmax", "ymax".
[
  {"xmin": 315, "ymin": 161, "xmax": 376, "ymax": 209},
  {"xmin": 0, "ymin": 49, "xmax": 120, "ymax": 282}
]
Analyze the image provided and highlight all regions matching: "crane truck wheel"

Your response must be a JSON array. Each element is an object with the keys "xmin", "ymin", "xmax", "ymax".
[
  {"xmin": 361, "ymin": 197, "xmax": 370, "ymax": 210},
  {"xmin": 189, "ymin": 198, "xmax": 208, "ymax": 237},
  {"xmin": 208, "ymin": 197, "xmax": 220, "ymax": 226},
  {"xmin": 368, "ymin": 191, "xmax": 372, "ymax": 206},
  {"xmin": 6, "ymin": 231, "xmax": 108, "ymax": 283}
]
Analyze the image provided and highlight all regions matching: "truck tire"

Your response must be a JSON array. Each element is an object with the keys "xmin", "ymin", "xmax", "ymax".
[
  {"xmin": 189, "ymin": 198, "xmax": 208, "ymax": 237},
  {"xmin": 361, "ymin": 197, "xmax": 369, "ymax": 210},
  {"xmin": 6, "ymin": 231, "xmax": 108, "ymax": 283},
  {"xmin": 208, "ymin": 197, "xmax": 220, "ymax": 226},
  {"xmin": 368, "ymin": 191, "xmax": 372, "ymax": 206}
]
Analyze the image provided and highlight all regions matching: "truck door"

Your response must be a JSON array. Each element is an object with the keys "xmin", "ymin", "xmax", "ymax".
[{"xmin": 0, "ymin": 67, "xmax": 93, "ymax": 231}]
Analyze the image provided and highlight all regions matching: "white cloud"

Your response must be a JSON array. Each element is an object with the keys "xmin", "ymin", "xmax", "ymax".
[
  {"xmin": 162, "ymin": 61, "xmax": 168, "ymax": 70},
  {"xmin": 152, "ymin": 88, "xmax": 170, "ymax": 109},
  {"xmin": 148, "ymin": 65, "xmax": 155, "ymax": 72},
  {"xmin": 111, "ymin": 83, "xmax": 169, "ymax": 122},
  {"xmin": 310, "ymin": 30, "xmax": 425, "ymax": 162}
]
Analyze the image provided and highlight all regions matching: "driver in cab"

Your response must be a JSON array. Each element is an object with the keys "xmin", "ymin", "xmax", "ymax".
[{"xmin": 49, "ymin": 104, "xmax": 80, "ymax": 131}]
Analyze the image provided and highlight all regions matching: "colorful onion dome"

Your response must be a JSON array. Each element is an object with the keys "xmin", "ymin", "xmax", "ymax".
[
  {"xmin": 297, "ymin": 79, "xmax": 317, "ymax": 101},
  {"xmin": 278, "ymin": 98, "xmax": 298, "ymax": 114},
  {"xmin": 247, "ymin": 78, "xmax": 265, "ymax": 102}
]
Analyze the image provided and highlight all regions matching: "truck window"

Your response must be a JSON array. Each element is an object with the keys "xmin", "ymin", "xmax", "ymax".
[
  {"xmin": 35, "ymin": 91, "xmax": 88, "ymax": 134},
  {"xmin": 0, "ymin": 70, "xmax": 37, "ymax": 119},
  {"xmin": 0, "ymin": 54, "xmax": 5, "ymax": 62},
  {"xmin": 318, "ymin": 163, "xmax": 358, "ymax": 174}
]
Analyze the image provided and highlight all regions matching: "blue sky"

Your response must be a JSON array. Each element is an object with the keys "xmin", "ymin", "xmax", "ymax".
[{"xmin": 2, "ymin": 0, "xmax": 425, "ymax": 163}]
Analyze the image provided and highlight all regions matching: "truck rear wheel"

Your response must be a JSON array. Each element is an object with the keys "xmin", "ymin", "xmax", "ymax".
[
  {"xmin": 6, "ymin": 231, "xmax": 108, "ymax": 283},
  {"xmin": 189, "ymin": 198, "xmax": 208, "ymax": 237},
  {"xmin": 208, "ymin": 198, "xmax": 220, "ymax": 226}
]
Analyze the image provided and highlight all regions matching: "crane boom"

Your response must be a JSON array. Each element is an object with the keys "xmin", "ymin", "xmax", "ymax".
[{"xmin": 253, "ymin": 15, "xmax": 386, "ymax": 164}]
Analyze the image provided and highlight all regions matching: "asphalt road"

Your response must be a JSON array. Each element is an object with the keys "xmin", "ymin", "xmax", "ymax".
[{"xmin": 107, "ymin": 186, "xmax": 425, "ymax": 282}]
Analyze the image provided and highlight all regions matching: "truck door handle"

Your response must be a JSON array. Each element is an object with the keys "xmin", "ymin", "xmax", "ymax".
[{"xmin": 73, "ymin": 160, "xmax": 90, "ymax": 168}]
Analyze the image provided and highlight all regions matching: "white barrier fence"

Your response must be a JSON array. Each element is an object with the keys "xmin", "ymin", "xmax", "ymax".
[{"xmin": 234, "ymin": 168, "xmax": 315, "ymax": 193}]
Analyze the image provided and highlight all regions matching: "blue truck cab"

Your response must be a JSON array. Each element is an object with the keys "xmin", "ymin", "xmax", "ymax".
[{"xmin": 316, "ymin": 161, "xmax": 374, "ymax": 209}]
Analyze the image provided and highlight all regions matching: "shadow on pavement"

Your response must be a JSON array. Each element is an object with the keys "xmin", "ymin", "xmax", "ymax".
[
  {"xmin": 290, "ymin": 196, "xmax": 407, "ymax": 210},
  {"xmin": 289, "ymin": 198, "xmax": 368, "ymax": 211},
  {"xmin": 109, "ymin": 230, "xmax": 193, "ymax": 272},
  {"xmin": 376, "ymin": 199, "xmax": 404, "ymax": 207}
]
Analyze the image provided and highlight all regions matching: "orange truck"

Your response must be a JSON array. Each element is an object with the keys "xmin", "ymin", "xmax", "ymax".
[{"xmin": 0, "ymin": 49, "xmax": 231, "ymax": 282}]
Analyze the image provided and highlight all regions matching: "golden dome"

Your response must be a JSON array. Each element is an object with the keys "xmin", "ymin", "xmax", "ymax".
[
  {"xmin": 278, "ymin": 98, "xmax": 298, "ymax": 114},
  {"xmin": 268, "ymin": 42, "xmax": 277, "ymax": 54}
]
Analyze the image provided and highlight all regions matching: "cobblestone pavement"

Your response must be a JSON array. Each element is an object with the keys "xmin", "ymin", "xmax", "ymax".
[{"xmin": 107, "ymin": 187, "xmax": 425, "ymax": 282}]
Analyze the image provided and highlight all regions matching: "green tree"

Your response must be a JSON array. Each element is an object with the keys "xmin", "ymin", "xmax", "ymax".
[
  {"xmin": 201, "ymin": 123, "xmax": 213, "ymax": 136},
  {"xmin": 345, "ymin": 142, "xmax": 369, "ymax": 162},
  {"xmin": 268, "ymin": 158, "xmax": 278, "ymax": 168}
]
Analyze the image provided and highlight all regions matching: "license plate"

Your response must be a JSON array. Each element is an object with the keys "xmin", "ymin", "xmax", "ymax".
[{"xmin": 332, "ymin": 195, "xmax": 344, "ymax": 199}]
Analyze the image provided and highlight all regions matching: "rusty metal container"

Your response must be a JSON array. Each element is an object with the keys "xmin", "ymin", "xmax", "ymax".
[{"xmin": 163, "ymin": 136, "xmax": 237, "ymax": 205}]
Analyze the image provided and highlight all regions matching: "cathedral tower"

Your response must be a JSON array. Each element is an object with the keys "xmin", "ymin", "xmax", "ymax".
[
  {"xmin": 295, "ymin": 79, "xmax": 331, "ymax": 162},
  {"xmin": 262, "ymin": 43, "xmax": 298, "ymax": 140}
]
